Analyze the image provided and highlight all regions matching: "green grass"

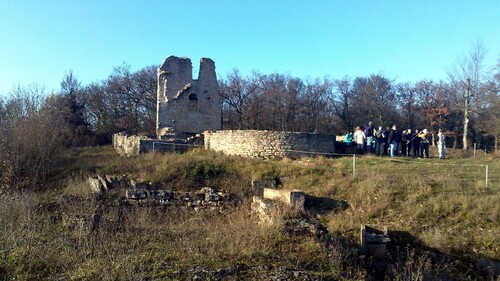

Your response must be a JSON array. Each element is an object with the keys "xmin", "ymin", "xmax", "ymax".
[{"xmin": 0, "ymin": 145, "xmax": 498, "ymax": 280}]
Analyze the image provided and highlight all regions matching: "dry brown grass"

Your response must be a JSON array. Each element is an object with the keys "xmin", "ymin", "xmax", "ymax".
[
  {"xmin": 0, "ymin": 191, "xmax": 359, "ymax": 279},
  {"xmin": 0, "ymin": 146, "xmax": 498, "ymax": 279}
]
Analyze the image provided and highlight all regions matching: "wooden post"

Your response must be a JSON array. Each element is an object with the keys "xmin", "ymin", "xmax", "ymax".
[
  {"xmin": 352, "ymin": 154, "xmax": 356, "ymax": 177},
  {"xmin": 485, "ymin": 165, "xmax": 489, "ymax": 189}
]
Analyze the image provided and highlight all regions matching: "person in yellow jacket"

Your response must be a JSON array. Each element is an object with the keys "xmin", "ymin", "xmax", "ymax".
[{"xmin": 419, "ymin": 129, "xmax": 430, "ymax": 158}]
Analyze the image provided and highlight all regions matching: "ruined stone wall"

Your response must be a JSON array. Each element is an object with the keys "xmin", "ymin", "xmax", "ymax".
[
  {"xmin": 204, "ymin": 130, "xmax": 336, "ymax": 159},
  {"xmin": 112, "ymin": 133, "xmax": 146, "ymax": 156},
  {"xmin": 113, "ymin": 130, "xmax": 336, "ymax": 159},
  {"xmin": 113, "ymin": 133, "xmax": 201, "ymax": 156},
  {"xmin": 156, "ymin": 56, "xmax": 221, "ymax": 137}
]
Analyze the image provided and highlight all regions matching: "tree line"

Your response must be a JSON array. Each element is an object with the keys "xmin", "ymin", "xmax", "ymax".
[
  {"xmin": 220, "ymin": 45, "xmax": 499, "ymax": 151},
  {"xmin": 0, "ymin": 63, "xmax": 157, "ymax": 190},
  {"xmin": 0, "ymin": 44, "xmax": 498, "ymax": 190}
]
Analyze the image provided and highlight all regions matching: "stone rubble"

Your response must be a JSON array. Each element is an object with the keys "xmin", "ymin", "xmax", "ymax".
[
  {"xmin": 87, "ymin": 174, "xmax": 130, "ymax": 193},
  {"xmin": 168, "ymin": 265, "xmax": 326, "ymax": 280},
  {"xmin": 364, "ymin": 230, "xmax": 391, "ymax": 244},
  {"xmin": 251, "ymin": 196, "xmax": 282, "ymax": 225},
  {"xmin": 124, "ymin": 186, "xmax": 241, "ymax": 213},
  {"xmin": 87, "ymin": 175, "xmax": 241, "ymax": 213},
  {"xmin": 61, "ymin": 213, "xmax": 101, "ymax": 233},
  {"xmin": 283, "ymin": 218, "xmax": 329, "ymax": 238},
  {"xmin": 251, "ymin": 186, "xmax": 338, "ymax": 247}
]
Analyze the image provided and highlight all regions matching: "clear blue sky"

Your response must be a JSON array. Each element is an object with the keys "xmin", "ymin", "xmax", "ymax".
[{"xmin": 0, "ymin": 0, "xmax": 499, "ymax": 96}]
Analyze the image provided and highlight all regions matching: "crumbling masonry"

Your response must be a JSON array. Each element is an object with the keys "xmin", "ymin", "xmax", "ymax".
[
  {"xmin": 156, "ymin": 56, "xmax": 221, "ymax": 137},
  {"xmin": 114, "ymin": 55, "xmax": 337, "ymax": 157}
]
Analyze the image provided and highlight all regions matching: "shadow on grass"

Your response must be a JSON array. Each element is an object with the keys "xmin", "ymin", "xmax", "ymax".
[
  {"xmin": 304, "ymin": 195, "xmax": 349, "ymax": 214},
  {"xmin": 384, "ymin": 230, "xmax": 498, "ymax": 280}
]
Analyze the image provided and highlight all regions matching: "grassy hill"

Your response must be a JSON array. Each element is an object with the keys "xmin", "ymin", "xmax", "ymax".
[{"xmin": 0, "ymin": 146, "xmax": 498, "ymax": 280}]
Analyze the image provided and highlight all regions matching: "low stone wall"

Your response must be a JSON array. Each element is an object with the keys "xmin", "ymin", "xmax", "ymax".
[
  {"xmin": 204, "ymin": 130, "xmax": 336, "ymax": 159},
  {"xmin": 112, "ymin": 132, "xmax": 202, "ymax": 156}
]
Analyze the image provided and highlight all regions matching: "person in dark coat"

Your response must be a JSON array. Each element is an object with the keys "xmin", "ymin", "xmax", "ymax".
[
  {"xmin": 401, "ymin": 129, "xmax": 408, "ymax": 156},
  {"xmin": 375, "ymin": 126, "xmax": 385, "ymax": 156},
  {"xmin": 388, "ymin": 124, "xmax": 400, "ymax": 157},
  {"xmin": 384, "ymin": 126, "xmax": 390, "ymax": 155},
  {"xmin": 412, "ymin": 129, "xmax": 421, "ymax": 157},
  {"xmin": 364, "ymin": 121, "xmax": 375, "ymax": 154},
  {"xmin": 406, "ymin": 129, "xmax": 413, "ymax": 156}
]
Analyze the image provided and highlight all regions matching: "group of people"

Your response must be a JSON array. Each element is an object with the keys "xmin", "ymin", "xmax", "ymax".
[{"xmin": 345, "ymin": 121, "xmax": 446, "ymax": 159}]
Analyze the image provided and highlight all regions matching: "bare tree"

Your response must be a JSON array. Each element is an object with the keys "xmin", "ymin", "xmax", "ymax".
[
  {"xmin": 448, "ymin": 42, "xmax": 487, "ymax": 151},
  {"xmin": 414, "ymin": 80, "xmax": 453, "ymax": 144},
  {"xmin": 301, "ymin": 78, "xmax": 331, "ymax": 133},
  {"xmin": 60, "ymin": 69, "xmax": 81, "ymax": 95},
  {"xmin": 283, "ymin": 77, "xmax": 304, "ymax": 132},
  {"xmin": 132, "ymin": 65, "xmax": 157, "ymax": 134},
  {"xmin": 82, "ymin": 64, "xmax": 157, "ymax": 142},
  {"xmin": 331, "ymin": 78, "xmax": 354, "ymax": 131},
  {"xmin": 395, "ymin": 82, "xmax": 418, "ymax": 129},
  {"xmin": 349, "ymin": 75, "xmax": 396, "ymax": 127},
  {"xmin": 259, "ymin": 73, "xmax": 290, "ymax": 131},
  {"xmin": 474, "ymin": 57, "xmax": 500, "ymax": 151},
  {"xmin": 56, "ymin": 70, "xmax": 92, "ymax": 146},
  {"xmin": 218, "ymin": 69, "xmax": 260, "ymax": 129},
  {"xmin": 107, "ymin": 63, "xmax": 141, "ymax": 134},
  {"xmin": 0, "ymin": 84, "xmax": 66, "ymax": 190}
]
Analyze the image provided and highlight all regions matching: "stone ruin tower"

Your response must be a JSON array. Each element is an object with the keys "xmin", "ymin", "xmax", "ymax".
[{"xmin": 156, "ymin": 56, "xmax": 221, "ymax": 138}]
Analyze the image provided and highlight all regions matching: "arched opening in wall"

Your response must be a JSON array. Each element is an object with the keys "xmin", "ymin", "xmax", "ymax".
[{"xmin": 188, "ymin": 93, "xmax": 198, "ymax": 111}]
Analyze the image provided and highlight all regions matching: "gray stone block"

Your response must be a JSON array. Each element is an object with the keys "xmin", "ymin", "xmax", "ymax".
[
  {"xmin": 252, "ymin": 180, "xmax": 276, "ymax": 197},
  {"xmin": 126, "ymin": 189, "xmax": 148, "ymax": 200},
  {"xmin": 360, "ymin": 225, "xmax": 389, "ymax": 259},
  {"xmin": 88, "ymin": 176, "xmax": 104, "ymax": 193}
]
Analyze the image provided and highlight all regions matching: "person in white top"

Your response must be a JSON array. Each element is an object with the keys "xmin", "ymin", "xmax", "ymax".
[
  {"xmin": 353, "ymin": 126, "xmax": 366, "ymax": 155},
  {"xmin": 437, "ymin": 128, "xmax": 446, "ymax": 159}
]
